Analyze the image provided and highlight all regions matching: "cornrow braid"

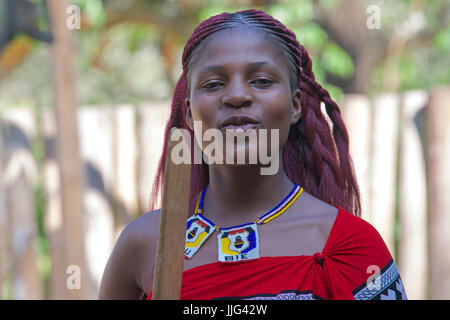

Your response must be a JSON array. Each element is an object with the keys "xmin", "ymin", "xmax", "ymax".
[{"xmin": 150, "ymin": 9, "xmax": 361, "ymax": 217}]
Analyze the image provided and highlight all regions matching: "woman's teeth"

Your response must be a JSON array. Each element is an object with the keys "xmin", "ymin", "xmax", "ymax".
[{"xmin": 223, "ymin": 123, "xmax": 257, "ymax": 131}]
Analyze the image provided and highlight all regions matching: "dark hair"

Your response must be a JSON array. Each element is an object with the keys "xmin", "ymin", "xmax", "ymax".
[{"xmin": 150, "ymin": 9, "xmax": 361, "ymax": 217}]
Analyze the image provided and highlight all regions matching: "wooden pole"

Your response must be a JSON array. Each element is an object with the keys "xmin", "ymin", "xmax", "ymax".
[
  {"xmin": 77, "ymin": 107, "xmax": 115, "ymax": 296},
  {"xmin": 114, "ymin": 105, "xmax": 139, "ymax": 220},
  {"xmin": 0, "ymin": 121, "xmax": 7, "ymax": 299},
  {"xmin": 341, "ymin": 95, "xmax": 372, "ymax": 221},
  {"xmin": 427, "ymin": 86, "xmax": 450, "ymax": 299},
  {"xmin": 398, "ymin": 90, "xmax": 428, "ymax": 300},
  {"xmin": 47, "ymin": 0, "xmax": 90, "ymax": 299},
  {"xmin": 138, "ymin": 103, "xmax": 170, "ymax": 214},
  {"xmin": 370, "ymin": 93, "xmax": 399, "ymax": 256},
  {"xmin": 152, "ymin": 128, "xmax": 191, "ymax": 300}
]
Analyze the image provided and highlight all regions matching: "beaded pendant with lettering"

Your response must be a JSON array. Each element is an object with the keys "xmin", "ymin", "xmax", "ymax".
[
  {"xmin": 184, "ymin": 183, "xmax": 303, "ymax": 262},
  {"xmin": 218, "ymin": 223, "xmax": 259, "ymax": 262}
]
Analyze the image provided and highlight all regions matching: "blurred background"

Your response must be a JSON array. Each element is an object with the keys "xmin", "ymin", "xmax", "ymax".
[{"xmin": 0, "ymin": 0, "xmax": 449, "ymax": 300}]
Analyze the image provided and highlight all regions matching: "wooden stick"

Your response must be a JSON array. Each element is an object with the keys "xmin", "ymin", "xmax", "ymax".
[{"xmin": 152, "ymin": 128, "xmax": 191, "ymax": 299}]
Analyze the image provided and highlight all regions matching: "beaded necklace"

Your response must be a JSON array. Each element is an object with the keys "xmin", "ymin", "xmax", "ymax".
[{"xmin": 185, "ymin": 183, "xmax": 303, "ymax": 262}]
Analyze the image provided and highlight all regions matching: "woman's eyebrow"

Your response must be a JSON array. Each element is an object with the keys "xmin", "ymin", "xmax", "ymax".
[{"xmin": 198, "ymin": 61, "xmax": 274, "ymax": 75}]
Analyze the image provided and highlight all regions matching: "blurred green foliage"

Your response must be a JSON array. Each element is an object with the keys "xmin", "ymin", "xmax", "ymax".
[
  {"xmin": 321, "ymin": 43, "xmax": 354, "ymax": 79},
  {"xmin": 0, "ymin": 0, "xmax": 448, "ymax": 108}
]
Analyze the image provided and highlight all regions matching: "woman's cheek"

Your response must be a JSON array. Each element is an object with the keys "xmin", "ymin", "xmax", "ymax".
[
  {"xmin": 263, "ymin": 99, "xmax": 292, "ymax": 142},
  {"xmin": 190, "ymin": 98, "xmax": 219, "ymax": 149}
]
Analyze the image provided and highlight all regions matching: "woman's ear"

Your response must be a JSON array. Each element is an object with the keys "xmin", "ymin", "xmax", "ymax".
[
  {"xmin": 290, "ymin": 89, "xmax": 302, "ymax": 125},
  {"xmin": 185, "ymin": 97, "xmax": 194, "ymax": 130}
]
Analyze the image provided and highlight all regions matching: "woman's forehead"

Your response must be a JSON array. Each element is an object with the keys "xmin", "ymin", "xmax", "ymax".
[{"xmin": 191, "ymin": 28, "xmax": 289, "ymax": 74}]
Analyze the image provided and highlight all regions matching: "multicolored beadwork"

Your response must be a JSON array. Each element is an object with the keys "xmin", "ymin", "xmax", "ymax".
[
  {"xmin": 218, "ymin": 223, "xmax": 259, "ymax": 262},
  {"xmin": 184, "ymin": 214, "xmax": 216, "ymax": 259},
  {"xmin": 254, "ymin": 184, "xmax": 303, "ymax": 224},
  {"xmin": 184, "ymin": 183, "xmax": 304, "ymax": 262}
]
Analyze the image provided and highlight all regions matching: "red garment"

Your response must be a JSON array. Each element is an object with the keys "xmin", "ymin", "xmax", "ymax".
[{"xmin": 146, "ymin": 207, "xmax": 407, "ymax": 300}]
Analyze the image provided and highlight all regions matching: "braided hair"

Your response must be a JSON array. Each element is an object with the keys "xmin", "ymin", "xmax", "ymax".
[{"xmin": 150, "ymin": 9, "xmax": 361, "ymax": 217}]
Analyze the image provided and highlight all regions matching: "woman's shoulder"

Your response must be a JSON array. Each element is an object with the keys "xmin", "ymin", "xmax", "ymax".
[{"xmin": 122, "ymin": 209, "xmax": 161, "ymax": 247}]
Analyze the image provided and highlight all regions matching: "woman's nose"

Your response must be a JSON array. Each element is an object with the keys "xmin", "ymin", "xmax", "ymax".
[{"xmin": 221, "ymin": 79, "xmax": 252, "ymax": 108}]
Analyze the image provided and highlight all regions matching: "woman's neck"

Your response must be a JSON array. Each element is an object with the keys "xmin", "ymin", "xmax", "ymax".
[{"xmin": 202, "ymin": 154, "xmax": 294, "ymax": 227}]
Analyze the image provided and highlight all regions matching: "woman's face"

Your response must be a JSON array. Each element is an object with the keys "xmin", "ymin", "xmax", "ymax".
[{"xmin": 185, "ymin": 27, "xmax": 301, "ymax": 167}]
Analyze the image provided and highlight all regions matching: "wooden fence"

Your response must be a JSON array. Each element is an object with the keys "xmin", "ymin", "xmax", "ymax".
[{"xmin": 0, "ymin": 87, "xmax": 449, "ymax": 299}]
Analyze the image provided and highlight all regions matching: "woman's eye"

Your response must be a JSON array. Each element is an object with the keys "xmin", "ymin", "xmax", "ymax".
[
  {"xmin": 202, "ymin": 81, "xmax": 222, "ymax": 90},
  {"xmin": 251, "ymin": 78, "xmax": 273, "ymax": 86}
]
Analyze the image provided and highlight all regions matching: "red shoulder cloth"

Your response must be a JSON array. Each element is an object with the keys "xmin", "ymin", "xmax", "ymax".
[{"xmin": 146, "ymin": 207, "xmax": 407, "ymax": 300}]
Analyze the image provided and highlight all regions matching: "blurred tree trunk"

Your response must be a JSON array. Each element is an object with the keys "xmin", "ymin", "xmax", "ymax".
[
  {"xmin": 47, "ymin": 0, "xmax": 92, "ymax": 299},
  {"xmin": 314, "ymin": 0, "xmax": 389, "ymax": 93}
]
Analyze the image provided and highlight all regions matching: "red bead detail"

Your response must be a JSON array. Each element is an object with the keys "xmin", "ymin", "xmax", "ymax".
[
  {"xmin": 229, "ymin": 228, "xmax": 246, "ymax": 235},
  {"xmin": 198, "ymin": 220, "xmax": 206, "ymax": 228}
]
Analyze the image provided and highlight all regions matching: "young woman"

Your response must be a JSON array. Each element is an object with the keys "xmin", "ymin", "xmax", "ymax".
[{"xmin": 99, "ymin": 9, "xmax": 407, "ymax": 300}]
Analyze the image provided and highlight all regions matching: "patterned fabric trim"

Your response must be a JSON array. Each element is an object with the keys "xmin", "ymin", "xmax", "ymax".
[
  {"xmin": 213, "ymin": 290, "xmax": 324, "ymax": 300},
  {"xmin": 353, "ymin": 258, "xmax": 407, "ymax": 300}
]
